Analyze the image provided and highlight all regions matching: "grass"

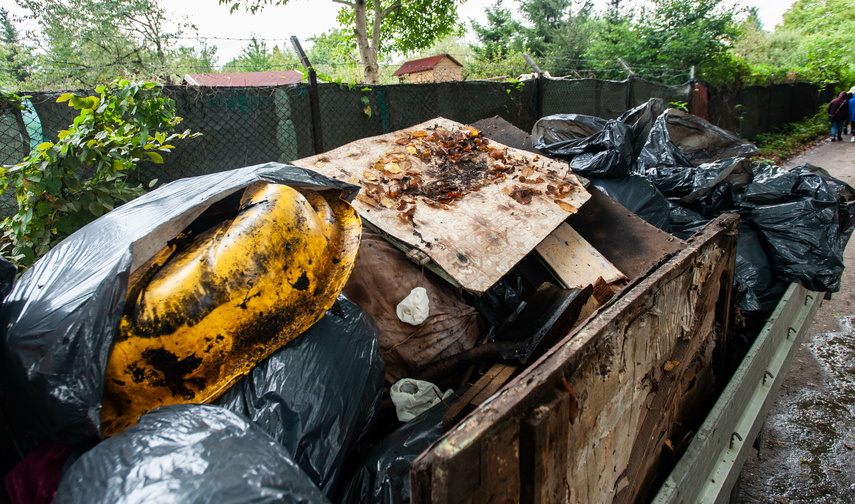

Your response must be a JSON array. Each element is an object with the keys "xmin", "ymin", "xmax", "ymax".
[{"xmin": 751, "ymin": 111, "xmax": 830, "ymax": 165}]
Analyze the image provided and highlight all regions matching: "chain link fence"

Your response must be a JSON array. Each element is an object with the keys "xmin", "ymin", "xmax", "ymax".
[{"xmin": 0, "ymin": 77, "xmax": 831, "ymax": 219}]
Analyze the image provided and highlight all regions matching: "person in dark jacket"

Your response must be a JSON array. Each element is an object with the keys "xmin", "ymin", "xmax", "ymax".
[{"xmin": 828, "ymin": 91, "xmax": 849, "ymax": 142}]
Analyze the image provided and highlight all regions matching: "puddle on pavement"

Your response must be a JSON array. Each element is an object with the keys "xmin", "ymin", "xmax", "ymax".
[{"xmin": 739, "ymin": 315, "xmax": 855, "ymax": 502}]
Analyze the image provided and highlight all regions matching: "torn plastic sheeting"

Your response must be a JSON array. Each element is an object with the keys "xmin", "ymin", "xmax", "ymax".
[
  {"xmin": 532, "ymin": 118, "xmax": 634, "ymax": 178},
  {"xmin": 336, "ymin": 400, "xmax": 448, "ymax": 504},
  {"xmin": 740, "ymin": 164, "xmax": 855, "ymax": 292},
  {"xmin": 0, "ymin": 162, "xmax": 359, "ymax": 444},
  {"xmin": 53, "ymin": 404, "xmax": 331, "ymax": 504},
  {"xmin": 589, "ymin": 175, "xmax": 672, "ymax": 232},
  {"xmin": 636, "ymin": 109, "xmax": 758, "ymax": 171},
  {"xmin": 215, "ymin": 294, "xmax": 384, "ymax": 499}
]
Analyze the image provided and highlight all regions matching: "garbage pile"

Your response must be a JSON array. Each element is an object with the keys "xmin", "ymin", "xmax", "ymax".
[
  {"xmin": 533, "ymin": 99, "xmax": 855, "ymax": 321},
  {"xmin": 1, "ymin": 100, "xmax": 852, "ymax": 504}
]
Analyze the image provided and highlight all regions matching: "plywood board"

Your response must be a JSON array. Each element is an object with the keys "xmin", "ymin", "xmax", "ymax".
[
  {"xmin": 293, "ymin": 117, "xmax": 590, "ymax": 294},
  {"xmin": 535, "ymin": 221, "xmax": 626, "ymax": 288}
]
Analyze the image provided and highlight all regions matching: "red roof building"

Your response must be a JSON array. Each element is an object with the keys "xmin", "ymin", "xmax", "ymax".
[
  {"xmin": 392, "ymin": 54, "xmax": 463, "ymax": 83},
  {"xmin": 183, "ymin": 70, "xmax": 304, "ymax": 87}
]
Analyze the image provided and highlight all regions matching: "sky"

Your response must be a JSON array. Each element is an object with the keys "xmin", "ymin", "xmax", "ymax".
[
  {"xmin": 170, "ymin": 0, "xmax": 798, "ymax": 64},
  {"xmin": 1, "ymin": 0, "xmax": 798, "ymax": 65}
]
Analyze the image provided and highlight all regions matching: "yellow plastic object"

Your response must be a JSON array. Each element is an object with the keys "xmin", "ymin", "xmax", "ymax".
[{"xmin": 100, "ymin": 182, "xmax": 361, "ymax": 436}]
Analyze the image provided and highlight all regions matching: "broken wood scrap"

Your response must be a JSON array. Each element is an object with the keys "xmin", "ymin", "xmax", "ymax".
[{"xmin": 442, "ymin": 363, "xmax": 518, "ymax": 430}]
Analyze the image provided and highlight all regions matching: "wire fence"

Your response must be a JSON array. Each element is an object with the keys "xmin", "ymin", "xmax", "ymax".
[{"xmin": 0, "ymin": 76, "xmax": 833, "ymax": 219}]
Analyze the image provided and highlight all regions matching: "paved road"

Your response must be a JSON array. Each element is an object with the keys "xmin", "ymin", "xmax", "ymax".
[{"xmin": 736, "ymin": 138, "xmax": 855, "ymax": 502}]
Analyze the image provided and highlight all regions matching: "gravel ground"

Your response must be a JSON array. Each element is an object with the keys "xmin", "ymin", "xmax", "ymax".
[{"xmin": 735, "ymin": 137, "xmax": 855, "ymax": 503}]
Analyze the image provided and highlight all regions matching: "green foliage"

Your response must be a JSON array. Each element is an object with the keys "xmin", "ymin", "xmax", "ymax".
[
  {"xmin": 464, "ymin": 50, "xmax": 531, "ymax": 80},
  {"xmin": 221, "ymin": 0, "xmax": 462, "ymax": 83},
  {"xmin": 0, "ymin": 79, "xmax": 199, "ymax": 268},
  {"xmin": 17, "ymin": 0, "xmax": 207, "ymax": 89},
  {"xmin": 223, "ymin": 37, "xmax": 300, "ymax": 72},
  {"xmin": 470, "ymin": 0, "xmax": 524, "ymax": 62},
  {"xmin": 586, "ymin": 0, "xmax": 743, "ymax": 85},
  {"xmin": 0, "ymin": 8, "xmax": 33, "ymax": 88},
  {"xmin": 0, "ymin": 89, "xmax": 26, "ymax": 111},
  {"xmin": 752, "ymin": 110, "xmax": 829, "ymax": 165}
]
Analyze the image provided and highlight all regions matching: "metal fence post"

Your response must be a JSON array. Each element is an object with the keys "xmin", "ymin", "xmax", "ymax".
[{"xmin": 290, "ymin": 36, "xmax": 324, "ymax": 154}]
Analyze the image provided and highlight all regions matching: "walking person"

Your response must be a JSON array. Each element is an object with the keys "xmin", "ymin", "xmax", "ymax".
[
  {"xmin": 828, "ymin": 91, "xmax": 849, "ymax": 142},
  {"xmin": 849, "ymin": 86, "xmax": 855, "ymax": 142}
]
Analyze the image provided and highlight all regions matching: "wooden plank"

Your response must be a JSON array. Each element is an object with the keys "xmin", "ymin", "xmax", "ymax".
[
  {"xmin": 443, "ymin": 364, "xmax": 518, "ymax": 430},
  {"xmin": 292, "ymin": 117, "xmax": 591, "ymax": 294},
  {"xmin": 566, "ymin": 187, "xmax": 684, "ymax": 280},
  {"xmin": 411, "ymin": 214, "xmax": 739, "ymax": 504},
  {"xmin": 520, "ymin": 389, "xmax": 571, "ymax": 504},
  {"xmin": 535, "ymin": 222, "xmax": 627, "ymax": 288},
  {"xmin": 652, "ymin": 284, "xmax": 822, "ymax": 504}
]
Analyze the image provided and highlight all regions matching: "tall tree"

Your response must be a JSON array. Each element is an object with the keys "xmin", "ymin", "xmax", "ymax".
[
  {"xmin": 219, "ymin": 0, "xmax": 462, "ymax": 84},
  {"xmin": 778, "ymin": 0, "xmax": 855, "ymax": 82},
  {"xmin": 470, "ymin": 0, "xmax": 523, "ymax": 62},
  {"xmin": 16, "ymin": 0, "xmax": 202, "ymax": 89},
  {"xmin": 585, "ymin": 0, "xmax": 742, "ymax": 84},
  {"xmin": 0, "ymin": 8, "xmax": 31, "ymax": 85}
]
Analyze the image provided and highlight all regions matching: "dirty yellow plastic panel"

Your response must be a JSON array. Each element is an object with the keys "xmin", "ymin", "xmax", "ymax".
[{"xmin": 100, "ymin": 182, "xmax": 361, "ymax": 436}]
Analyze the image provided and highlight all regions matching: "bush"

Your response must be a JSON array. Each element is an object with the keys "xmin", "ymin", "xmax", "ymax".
[{"xmin": 0, "ymin": 79, "xmax": 198, "ymax": 268}]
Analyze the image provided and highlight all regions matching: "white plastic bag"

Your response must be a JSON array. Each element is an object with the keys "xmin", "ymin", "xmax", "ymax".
[
  {"xmin": 396, "ymin": 286, "xmax": 430, "ymax": 325},
  {"xmin": 390, "ymin": 378, "xmax": 452, "ymax": 422}
]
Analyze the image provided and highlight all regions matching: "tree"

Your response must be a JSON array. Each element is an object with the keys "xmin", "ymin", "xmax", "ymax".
[
  {"xmin": 0, "ymin": 8, "xmax": 34, "ymax": 88},
  {"xmin": 777, "ymin": 0, "xmax": 855, "ymax": 83},
  {"xmin": 15, "ymin": 0, "xmax": 205, "ymax": 89},
  {"xmin": 470, "ymin": 0, "xmax": 523, "ymax": 63},
  {"xmin": 585, "ymin": 0, "xmax": 743, "ymax": 84},
  {"xmin": 222, "ymin": 37, "xmax": 300, "ymax": 72},
  {"xmin": 219, "ymin": 0, "xmax": 462, "ymax": 84}
]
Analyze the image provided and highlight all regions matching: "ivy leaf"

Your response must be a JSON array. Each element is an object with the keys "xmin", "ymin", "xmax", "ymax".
[{"xmin": 145, "ymin": 152, "xmax": 164, "ymax": 164}]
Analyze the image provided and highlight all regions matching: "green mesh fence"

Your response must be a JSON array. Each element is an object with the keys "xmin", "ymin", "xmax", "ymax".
[{"xmin": 0, "ymin": 78, "xmax": 830, "ymax": 219}]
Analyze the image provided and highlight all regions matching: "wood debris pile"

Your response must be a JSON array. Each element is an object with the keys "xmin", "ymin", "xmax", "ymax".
[{"xmin": 351, "ymin": 124, "xmax": 582, "ymax": 224}]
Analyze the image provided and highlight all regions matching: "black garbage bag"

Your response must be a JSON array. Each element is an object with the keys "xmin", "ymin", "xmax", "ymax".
[
  {"xmin": 617, "ymin": 97, "xmax": 667, "ymax": 161},
  {"xmin": 636, "ymin": 109, "xmax": 758, "ymax": 171},
  {"xmin": 668, "ymin": 203, "xmax": 710, "ymax": 240},
  {"xmin": 644, "ymin": 158, "xmax": 753, "ymax": 202},
  {"xmin": 531, "ymin": 113, "xmax": 607, "ymax": 145},
  {"xmin": 216, "ymin": 294, "xmax": 384, "ymax": 499},
  {"xmin": 740, "ymin": 163, "xmax": 855, "ymax": 292},
  {"xmin": 590, "ymin": 175, "xmax": 672, "ymax": 232},
  {"xmin": 336, "ymin": 401, "xmax": 448, "ymax": 504},
  {"xmin": 0, "ymin": 163, "xmax": 359, "ymax": 444},
  {"xmin": 0, "ymin": 257, "xmax": 15, "ymax": 301},
  {"xmin": 734, "ymin": 221, "xmax": 778, "ymax": 314},
  {"xmin": 53, "ymin": 404, "xmax": 330, "ymax": 504},
  {"xmin": 532, "ymin": 117, "xmax": 634, "ymax": 178}
]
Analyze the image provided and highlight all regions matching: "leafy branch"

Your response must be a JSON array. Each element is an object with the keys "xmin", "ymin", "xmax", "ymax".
[{"xmin": 0, "ymin": 79, "xmax": 199, "ymax": 268}]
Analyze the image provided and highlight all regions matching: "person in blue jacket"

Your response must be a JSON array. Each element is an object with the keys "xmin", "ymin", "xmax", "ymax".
[{"xmin": 849, "ymin": 86, "xmax": 855, "ymax": 143}]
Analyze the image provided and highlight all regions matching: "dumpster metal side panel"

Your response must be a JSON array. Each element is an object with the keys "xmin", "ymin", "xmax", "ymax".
[
  {"xmin": 411, "ymin": 214, "xmax": 739, "ymax": 504},
  {"xmin": 652, "ymin": 283, "xmax": 822, "ymax": 504}
]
